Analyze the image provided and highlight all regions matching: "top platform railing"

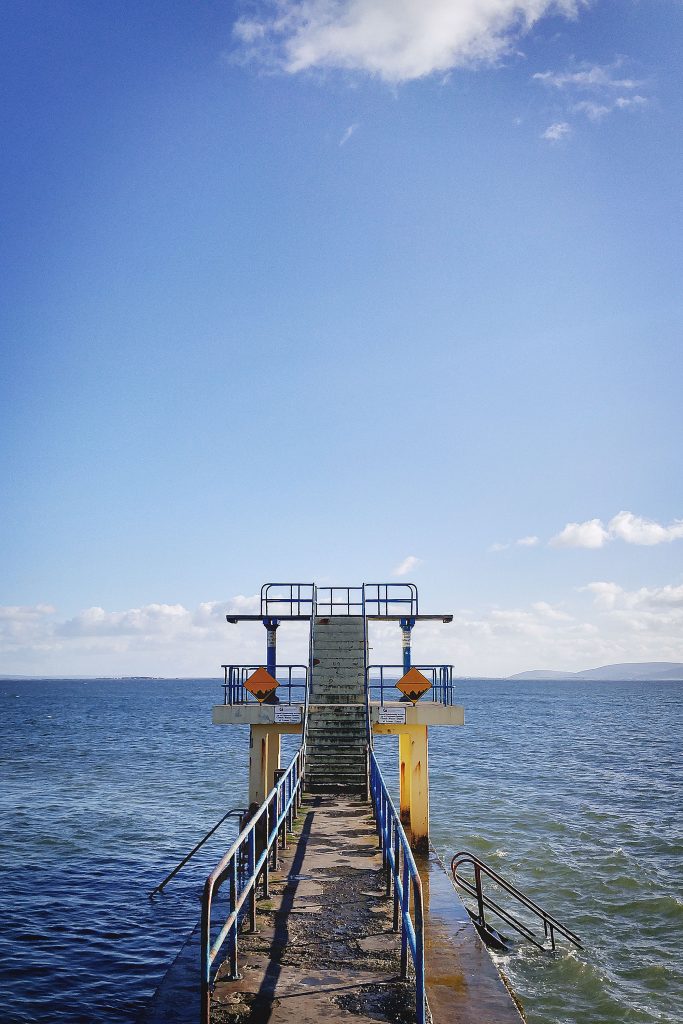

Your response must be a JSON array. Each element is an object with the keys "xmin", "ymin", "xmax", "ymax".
[{"xmin": 259, "ymin": 583, "xmax": 419, "ymax": 619}]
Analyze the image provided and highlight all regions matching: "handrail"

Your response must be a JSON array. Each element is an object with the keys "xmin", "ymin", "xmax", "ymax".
[
  {"xmin": 200, "ymin": 747, "xmax": 306, "ymax": 1024},
  {"xmin": 369, "ymin": 752, "xmax": 426, "ymax": 1024},
  {"xmin": 366, "ymin": 664, "xmax": 455, "ymax": 706},
  {"xmin": 260, "ymin": 583, "xmax": 315, "ymax": 617},
  {"xmin": 149, "ymin": 807, "xmax": 246, "ymax": 896},
  {"xmin": 221, "ymin": 663, "xmax": 308, "ymax": 705},
  {"xmin": 451, "ymin": 851, "xmax": 583, "ymax": 952},
  {"xmin": 316, "ymin": 585, "xmax": 364, "ymax": 615},
  {"xmin": 364, "ymin": 583, "xmax": 418, "ymax": 617}
]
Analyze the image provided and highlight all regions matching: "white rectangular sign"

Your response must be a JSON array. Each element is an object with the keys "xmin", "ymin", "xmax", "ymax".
[
  {"xmin": 378, "ymin": 706, "xmax": 406, "ymax": 725},
  {"xmin": 274, "ymin": 706, "xmax": 302, "ymax": 724}
]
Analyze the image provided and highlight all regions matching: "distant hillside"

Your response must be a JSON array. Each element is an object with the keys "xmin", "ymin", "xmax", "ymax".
[{"xmin": 509, "ymin": 662, "xmax": 683, "ymax": 681}]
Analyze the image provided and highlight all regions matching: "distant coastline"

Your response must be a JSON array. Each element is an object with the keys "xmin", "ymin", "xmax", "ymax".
[{"xmin": 2, "ymin": 662, "xmax": 683, "ymax": 682}]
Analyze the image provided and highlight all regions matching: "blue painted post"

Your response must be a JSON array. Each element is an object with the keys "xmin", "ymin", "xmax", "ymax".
[
  {"xmin": 399, "ymin": 617, "xmax": 416, "ymax": 674},
  {"xmin": 263, "ymin": 617, "xmax": 279, "ymax": 679}
]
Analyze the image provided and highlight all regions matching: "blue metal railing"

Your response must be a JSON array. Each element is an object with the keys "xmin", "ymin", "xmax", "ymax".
[
  {"xmin": 367, "ymin": 664, "xmax": 455, "ymax": 706},
  {"xmin": 363, "ymin": 583, "xmax": 418, "ymax": 617},
  {"xmin": 200, "ymin": 746, "xmax": 306, "ymax": 1024},
  {"xmin": 369, "ymin": 752, "xmax": 426, "ymax": 1024},
  {"xmin": 221, "ymin": 664, "xmax": 308, "ymax": 705},
  {"xmin": 258, "ymin": 582, "xmax": 419, "ymax": 618},
  {"xmin": 260, "ymin": 583, "xmax": 315, "ymax": 617}
]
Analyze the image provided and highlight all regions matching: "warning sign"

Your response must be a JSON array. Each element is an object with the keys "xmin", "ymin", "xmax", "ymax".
[
  {"xmin": 274, "ymin": 706, "xmax": 302, "ymax": 724},
  {"xmin": 395, "ymin": 668, "xmax": 432, "ymax": 705},
  {"xmin": 378, "ymin": 706, "xmax": 407, "ymax": 725},
  {"xmin": 244, "ymin": 667, "xmax": 280, "ymax": 703}
]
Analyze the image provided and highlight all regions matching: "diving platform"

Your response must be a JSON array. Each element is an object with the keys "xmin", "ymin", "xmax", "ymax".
[{"xmin": 189, "ymin": 583, "xmax": 531, "ymax": 1023}]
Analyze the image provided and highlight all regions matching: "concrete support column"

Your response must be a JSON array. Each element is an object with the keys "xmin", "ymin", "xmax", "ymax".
[
  {"xmin": 265, "ymin": 731, "xmax": 281, "ymax": 795},
  {"xmin": 409, "ymin": 725, "xmax": 429, "ymax": 854},
  {"xmin": 249, "ymin": 725, "xmax": 269, "ymax": 805},
  {"xmin": 399, "ymin": 732, "xmax": 412, "ymax": 826}
]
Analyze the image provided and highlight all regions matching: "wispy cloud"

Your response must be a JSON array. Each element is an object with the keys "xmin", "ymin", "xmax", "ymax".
[
  {"xmin": 339, "ymin": 123, "xmax": 359, "ymax": 146},
  {"xmin": 534, "ymin": 59, "xmax": 650, "ymax": 132},
  {"xmin": 489, "ymin": 535, "xmax": 540, "ymax": 552},
  {"xmin": 542, "ymin": 121, "xmax": 571, "ymax": 141},
  {"xmin": 234, "ymin": 0, "xmax": 584, "ymax": 84},
  {"xmin": 533, "ymin": 60, "xmax": 644, "ymax": 92},
  {"xmin": 392, "ymin": 555, "xmax": 422, "ymax": 577}
]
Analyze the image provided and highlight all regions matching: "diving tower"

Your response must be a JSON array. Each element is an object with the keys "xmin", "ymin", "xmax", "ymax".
[{"xmin": 213, "ymin": 583, "xmax": 463, "ymax": 852}]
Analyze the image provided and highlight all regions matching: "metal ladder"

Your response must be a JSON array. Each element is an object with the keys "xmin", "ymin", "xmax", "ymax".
[{"xmin": 451, "ymin": 851, "xmax": 583, "ymax": 952}]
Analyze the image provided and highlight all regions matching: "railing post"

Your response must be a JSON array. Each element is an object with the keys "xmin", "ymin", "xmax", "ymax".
[
  {"xmin": 414, "ymin": 876, "xmax": 426, "ymax": 1024},
  {"xmin": 229, "ymin": 858, "xmax": 238, "ymax": 978},
  {"xmin": 248, "ymin": 831, "xmax": 256, "ymax": 932},
  {"xmin": 200, "ymin": 882, "xmax": 212, "ymax": 1024},
  {"xmin": 474, "ymin": 863, "xmax": 485, "ymax": 926},
  {"xmin": 400, "ymin": 854, "xmax": 409, "ymax": 979},
  {"xmin": 263, "ymin": 804, "xmax": 270, "ymax": 898},
  {"xmin": 393, "ymin": 828, "xmax": 400, "ymax": 931}
]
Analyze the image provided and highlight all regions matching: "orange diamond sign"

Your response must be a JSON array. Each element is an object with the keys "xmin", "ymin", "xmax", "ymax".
[
  {"xmin": 395, "ymin": 667, "xmax": 432, "ymax": 705},
  {"xmin": 244, "ymin": 667, "xmax": 279, "ymax": 703}
]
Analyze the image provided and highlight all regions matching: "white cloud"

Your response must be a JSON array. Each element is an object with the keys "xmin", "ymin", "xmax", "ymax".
[
  {"xmin": 233, "ymin": 0, "xmax": 583, "ymax": 83},
  {"xmin": 542, "ymin": 121, "xmax": 571, "ymax": 141},
  {"xmin": 581, "ymin": 581, "xmax": 623, "ymax": 610},
  {"xmin": 3, "ymin": 581, "xmax": 683, "ymax": 678},
  {"xmin": 608, "ymin": 511, "xmax": 683, "ymax": 546},
  {"xmin": 550, "ymin": 518, "xmax": 609, "ymax": 548},
  {"xmin": 392, "ymin": 555, "xmax": 422, "ymax": 576},
  {"xmin": 549, "ymin": 511, "xmax": 683, "ymax": 549},
  {"xmin": 339, "ymin": 122, "xmax": 359, "ymax": 146}
]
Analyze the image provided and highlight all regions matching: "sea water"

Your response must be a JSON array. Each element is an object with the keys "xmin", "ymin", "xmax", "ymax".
[{"xmin": 0, "ymin": 678, "xmax": 680, "ymax": 1023}]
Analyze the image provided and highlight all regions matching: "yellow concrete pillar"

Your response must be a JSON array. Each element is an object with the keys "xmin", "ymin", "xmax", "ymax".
[
  {"xmin": 409, "ymin": 725, "xmax": 429, "ymax": 854},
  {"xmin": 399, "ymin": 732, "xmax": 412, "ymax": 826},
  {"xmin": 249, "ymin": 725, "xmax": 269, "ymax": 805},
  {"xmin": 265, "ymin": 730, "xmax": 281, "ymax": 795}
]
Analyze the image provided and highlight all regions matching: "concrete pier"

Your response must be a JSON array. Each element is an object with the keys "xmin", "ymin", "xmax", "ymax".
[
  {"xmin": 209, "ymin": 795, "xmax": 524, "ymax": 1024},
  {"xmin": 210, "ymin": 795, "xmax": 414, "ymax": 1023}
]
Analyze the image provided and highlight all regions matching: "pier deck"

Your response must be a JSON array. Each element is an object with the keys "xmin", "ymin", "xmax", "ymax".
[{"xmin": 211, "ymin": 794, "xmax": 413, "ymax": 1023}]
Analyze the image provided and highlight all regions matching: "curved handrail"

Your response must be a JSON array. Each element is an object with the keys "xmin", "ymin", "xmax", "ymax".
[
  {"xmin": 149, "ymin": 807, "xmax": 247, "ymax": 896},
  {"xmin": 451, "ymin": 851, "xmax": 583, "ymax": 951}
]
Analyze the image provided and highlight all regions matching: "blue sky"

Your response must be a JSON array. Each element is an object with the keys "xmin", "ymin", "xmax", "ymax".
[{"xmin": 1, "ymin": 0, "xmax": 681, "ymax": 676}]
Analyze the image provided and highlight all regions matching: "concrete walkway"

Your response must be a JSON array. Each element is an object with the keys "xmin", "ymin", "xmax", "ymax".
[{"xmin": 211, "ymin": 795, "xmax": 414, "ymax": 1024}]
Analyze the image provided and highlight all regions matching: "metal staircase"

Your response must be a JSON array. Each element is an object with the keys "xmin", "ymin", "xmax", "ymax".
[{"xmin": 305, "ymin": 614, "xmax": 369, "ymax": 795}]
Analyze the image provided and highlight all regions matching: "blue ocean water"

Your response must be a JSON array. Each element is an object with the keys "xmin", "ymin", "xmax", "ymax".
[{"xmin": 0, "ymin": 678, "xmax": 681, "ymax": 1024}]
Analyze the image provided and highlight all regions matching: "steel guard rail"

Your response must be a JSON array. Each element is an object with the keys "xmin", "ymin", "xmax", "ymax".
[
  {"xmin": 369, "ymin": 752, "xmax": 426, "ymax": 1024},
  {"xmin": 451, "ymin": 851, "xmax": 583, "ymax": 952},
  {"xmin": 200, "ymin": 746, "xmax": 306, "ymax": 1024}
]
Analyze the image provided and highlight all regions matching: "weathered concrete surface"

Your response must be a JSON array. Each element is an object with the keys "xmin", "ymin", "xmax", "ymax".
[
  {"xmin": 211, "ymin": 795, "xmax": 414, "ymax": 1023},
  {"xmin": 419, "ymin": 849, "xmax": 526, "ymax": 1024}
]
